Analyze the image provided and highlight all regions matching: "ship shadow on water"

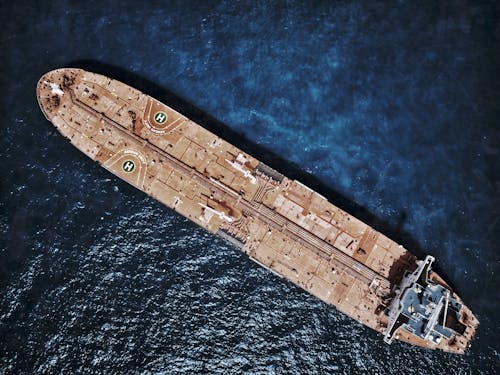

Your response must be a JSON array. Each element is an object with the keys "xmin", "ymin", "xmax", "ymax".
[{"xmin": 65, "ymin": 59, "xmax": 456, "ymax": 292}]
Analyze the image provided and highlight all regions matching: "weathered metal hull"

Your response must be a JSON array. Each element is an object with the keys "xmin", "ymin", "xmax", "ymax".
[{"xmin": 36, "ymin": 68, "xmax": 478, "ymax": 353}]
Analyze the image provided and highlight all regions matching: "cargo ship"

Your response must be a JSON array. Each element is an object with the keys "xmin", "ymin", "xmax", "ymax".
[{"xmin": 36, "ymin": 68, "xmax": 478, "ymax": 354}]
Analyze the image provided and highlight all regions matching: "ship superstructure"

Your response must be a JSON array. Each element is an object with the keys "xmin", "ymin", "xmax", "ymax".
[{"xmin": 36, "ymin": 68, "xmax": 478, "ymax": 353}]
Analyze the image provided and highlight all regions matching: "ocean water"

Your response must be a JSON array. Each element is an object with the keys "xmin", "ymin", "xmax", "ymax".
[{"xmin": 1, "ymin": 1, "xmax": 499, "ymax": 373}]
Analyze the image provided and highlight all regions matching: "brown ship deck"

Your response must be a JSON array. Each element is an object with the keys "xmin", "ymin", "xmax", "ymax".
[{"xmin": 36, "ymin": 68, "xmax": 478, "ymax": 354}]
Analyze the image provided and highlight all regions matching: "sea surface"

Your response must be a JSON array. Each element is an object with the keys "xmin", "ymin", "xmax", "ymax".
[{"xmin": 1, "ymin": 1, "xmax": 499, "ymax": 374}]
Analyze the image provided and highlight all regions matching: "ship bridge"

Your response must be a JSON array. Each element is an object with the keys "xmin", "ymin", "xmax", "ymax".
[{"xmin": 384, "ymin": 256, "xmax": 467, "ymax": 346}]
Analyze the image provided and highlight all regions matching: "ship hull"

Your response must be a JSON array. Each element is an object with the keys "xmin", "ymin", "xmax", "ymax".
[{"xmin": 36, "ymin": 68, "xmax": 478, "ymax": 353}]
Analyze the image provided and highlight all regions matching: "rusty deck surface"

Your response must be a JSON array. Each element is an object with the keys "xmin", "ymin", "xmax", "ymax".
[{"xmin": 36, "ymin": 68, "xmax": 478, "ymax": 354}]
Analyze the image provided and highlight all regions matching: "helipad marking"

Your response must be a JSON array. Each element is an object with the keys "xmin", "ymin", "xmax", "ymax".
[
  {"xmin": 122, "ymin": 160, "xmax": 135, "ymax": 173},
  {"xmin": 154, "ymin": 111, "xmax": 167, "ymax": 124}
]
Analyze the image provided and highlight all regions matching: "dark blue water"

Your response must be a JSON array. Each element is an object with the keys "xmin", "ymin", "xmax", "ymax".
[{"xmin": 1, "ymin": 1, "xmax": 499, "ymax": 373}]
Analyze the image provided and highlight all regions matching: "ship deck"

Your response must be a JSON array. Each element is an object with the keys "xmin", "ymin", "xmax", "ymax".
[{"xmin": 36, "ymin": 68, "xmax": 478, "ymax": 354}]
